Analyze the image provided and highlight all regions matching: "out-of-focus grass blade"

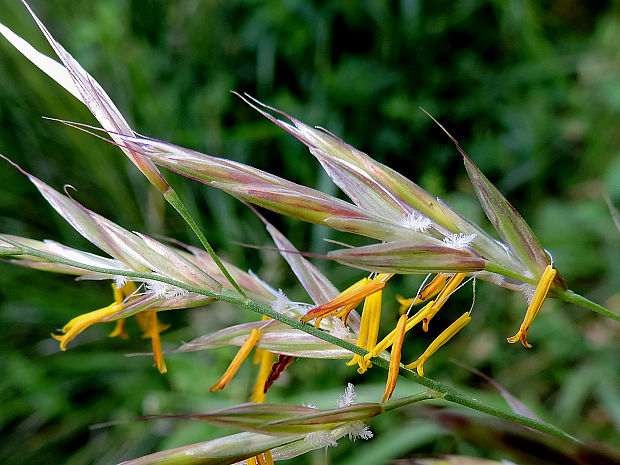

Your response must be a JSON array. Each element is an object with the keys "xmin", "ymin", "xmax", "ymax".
[
  {"xmin": 604, "ymin": 195, "xmax": 620, "ymax": 233},
  {"xmin": 340, "ymin": 421, "xmax": 444, "ymax": 465},
  {"xmin": 419, "ymin": 406, "xmax": 620, "ymax": 465},
  {"xmin": 453, "ymin": 360, "xmax": 544, "ymax": 423},
  {"xmin": 0, "ymin": 2, "xmax": 169, "ymax": 192},
  {"xmin": 396, "ymin": 456, "xmax": 519, "ymax": 465}
]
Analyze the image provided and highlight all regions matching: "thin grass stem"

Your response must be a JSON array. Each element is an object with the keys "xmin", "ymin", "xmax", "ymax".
[
  {"xmin": 163, "ymin": 189, "xmax": 246, "ymax": 297},
  {"xmin": 0, "ymin": 234, "xmax": 584, "ymax": 443}
]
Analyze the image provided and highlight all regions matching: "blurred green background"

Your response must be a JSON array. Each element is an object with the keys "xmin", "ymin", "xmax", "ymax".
[{"xmin": 0, "ymin": 1, "xmax": 619, "ymax": 464}]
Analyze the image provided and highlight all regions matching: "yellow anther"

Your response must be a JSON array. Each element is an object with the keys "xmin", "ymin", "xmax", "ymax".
[
  {"xmin": 135, "ymin": 311, "xmax": 171, "ymax": 338},
  {"xmin": 397, "ymin": 273, "xmax": 449, "ymax": 314},
  {"xmin": 108, "ymin": 318, "xmax": 129, "ymax": 339},
  {"xmin": 248, "ymin": 451, "xmax": 274, "ymax": 465},
  {"xmin": 363, "ymin": 300, "xmax": 436, "ymax": 362},
  {"xmin": 210, "ymin": 329, "xmax": 262, "ymax": 392},
  {"xmin": 249, "ymin": 348, "xmax": 274, "ymax": 403},
  {"xmin": 382, "ymin": 313, "xmax": 407, "ymax": 402},
  {"xmin": 301, "ymin": 276, "xmax": 386, "ymax": 326},
  {"xmin": 343, "ymin": 274, "xmax": 392, "ymax": 373},
  {"xmin": 263, "ymin": 450, "xmax": 274, "ymax": 465},
  {"xmin": 421, "ymin": 272, "xmax": 467, "ymax": 331},
  {"xmin": 405, "ymin": 312, "xmax": 471, "ymax": 377},
  {"xmin": 348, "ymin": 286, "xmax": 384, "ymax": 373},
  {"xmin": 507, "ymin": 265, "xmax": 557, "ymax": 348},
  {"xmin": 396, "ymin": 295, "xmax": 416, "ymax": 315},
  {"xmin": 418, "ymin": 273, "xmax": 449, "ymax": 302},
  {"xmin": 52, "ymin": 281, "xmax": 138, "ymax": 350},
  {"xmin": 113, "ymin": 281, "xmax": 137, "ymax": 302},
  {"xmin": 148, "ymin": 311, "xmax": 167, "ymax": 374},
  {"xmin": 256, "ymin": 451, "xmax": 274, "ymax": 465},
  {"xmin": 52, "ymin": 302, "xmax": 122, "ymax": 350}
]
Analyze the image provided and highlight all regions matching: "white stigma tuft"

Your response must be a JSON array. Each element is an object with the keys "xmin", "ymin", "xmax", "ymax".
[
  {"xmin": 327, "ymin": 317, "xmax": 351, "ymax": 339},
  {"xmin": 345, "ymin": 421, "xmax": 373, "ymax": 441},
  {"xmin": 145, "ymin": 280, "xmax": 189, "ymax": 299},
  {"xmin": 400, "ymin": 211, "xmax": 432, "ymax": 232},
  {"xmin": 114, "ymin": 275, "xmax": 128, "ymax": 289},
  {"xmin": 271, "ymin": 289, "xmax": 289, "ymax": 314},
  {"xmin": 519, "ymin": 283, "xmax": 536, "ymax": 304},
  {"xmin": 443, "ymin": 233, "xmax": 477, "ymax": 250},
  {"xmin": 304, "ymin": 431, "xmax": 338, "ymax": 448},
  {"xmin": 338, "ymin": 382, "xmax": 357, "ymax": 407}
]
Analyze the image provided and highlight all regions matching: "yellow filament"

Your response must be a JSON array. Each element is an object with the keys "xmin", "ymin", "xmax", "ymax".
[
  {"xmin": 507, "ymin": 265, "xmax": 557, "ymax": 348},
  {"xmin": 210, "ymin": 329, "xmax": 262, "ymax": 392},
  {"xmin": 405, "ymin": 312, "xmax": 471, "ymax": 377},
  {"xmin": 382, "ymin": 314, "xmax": 407, "ymax": 403},
  {"xmin": 247, "ymin": 457, "xmax": 257, "ymax": 465}
]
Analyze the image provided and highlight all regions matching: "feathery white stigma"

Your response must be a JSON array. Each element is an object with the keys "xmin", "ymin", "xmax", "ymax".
[
  {"xmin": 327, "ymin": 317, "xmax": 351, "ymax": 339},
  {"xmin": 114, "ymin": 275, "xmax": 128, "ymax": 289},
  {"xmin": 400, "ymin": 211, "xmax": 432, "ymax": 232},
  {"xmin": 443, "ymin": 233, "xmax": 476, "ymax": 250},
  {"xmin": 519, "ymin": 283, "xmax": 537, "ymax": 305},
  {"xmin": 271, "ymin": 289, "xmax": 289, "ymax": 314},
  {"xmin": 145, "ymin": 280, "xmax": 189, "ymax": 299},
  {"xmin": 338, "ymin": 382, "xmax": 357, "ymax": 407},
  {"xmin": 304, "ymin": 431, "xmax": 338, "ymax": 448},
  {"xmin": 345, "ymin": 421, "xmax": 374, "ymax": 441}
]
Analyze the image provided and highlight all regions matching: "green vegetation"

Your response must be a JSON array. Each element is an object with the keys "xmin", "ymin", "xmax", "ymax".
[{"xmin": 1, "ymin": 1, "xmax": 619, "ymax": 464}]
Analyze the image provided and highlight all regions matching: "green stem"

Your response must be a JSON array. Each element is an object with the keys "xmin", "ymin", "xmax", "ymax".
[
  {"xmin": 555, "ymin": 288, "xmax": 620, "ymax": 322},
  {"xmin": 484, "ymin": 262, "xmax": 537, "ymax": 285},
  {"xmin": 163, "ymin": 189, "xmax": 246, "ymax": 297},
  {"xmin": 0, "ymin": 235, "xmax": 580, "ymax": 443},
  {"xmin": 485, "ymin": 263, "xmax": 619, "ymax": 323},
  {"xmin": 381, "ymin": 390, "xmax": 441, "ymax": 412}
]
